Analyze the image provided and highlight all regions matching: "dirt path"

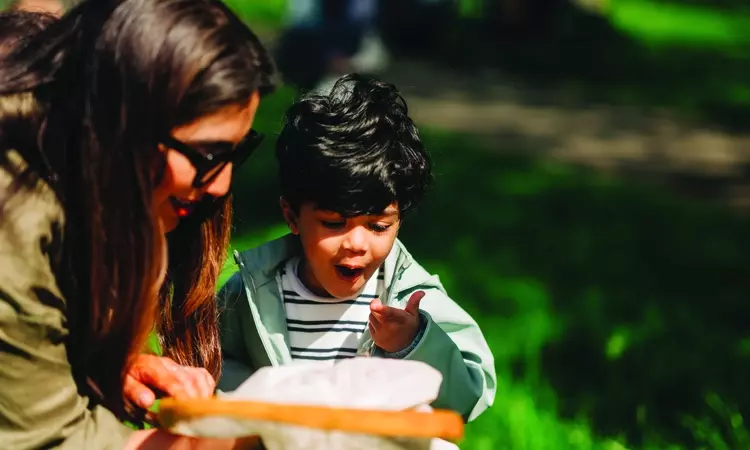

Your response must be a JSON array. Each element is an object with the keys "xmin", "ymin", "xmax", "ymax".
[
  {"xmin": 381, "ymin": 59, "xmax": 750, "ymax": 209},
  {"xmin": 252, "ymin": 17, "xmax": 750, "ymax": 211}
]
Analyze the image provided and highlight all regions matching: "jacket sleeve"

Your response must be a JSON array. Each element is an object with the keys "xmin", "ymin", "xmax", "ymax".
[
  {"xmin": 216, "ymin": 272, "xmax": 255, "ymax": 392},
  {"xmin": 388, "ymin": 286, "xmax": 497, "ymax": 422},
  {"xmin": 0, "ymin": 155, "xmax": 132, "ymax": 449}
]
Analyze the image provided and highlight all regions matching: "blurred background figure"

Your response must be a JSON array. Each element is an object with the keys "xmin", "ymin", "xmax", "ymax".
[{"xmin": 275, "ymin": 0, "xmax": 389, "ymax": 93}]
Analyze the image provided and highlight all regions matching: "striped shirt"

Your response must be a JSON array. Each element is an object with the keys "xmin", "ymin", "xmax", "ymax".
[{"xmin": 281, "ymin": 256, "xmax": 385, "ymax": 363}]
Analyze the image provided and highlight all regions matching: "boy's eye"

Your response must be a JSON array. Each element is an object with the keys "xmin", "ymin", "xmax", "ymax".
[
  {"xmin": 321, "ymin": 220, "xmax": 346, "ymax": 229},
  {"xmin": 370, "ymin": 223, "xmax": 392, "ymax": 233}
]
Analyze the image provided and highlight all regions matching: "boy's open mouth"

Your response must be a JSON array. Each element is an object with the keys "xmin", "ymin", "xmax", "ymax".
[
  {"xmin": 335, "ymin": 265, "xmax": 365, "ymax": 281},
  {"xmin": 169, "ymin": 196, "xmax": 197, "ymax": 218}
]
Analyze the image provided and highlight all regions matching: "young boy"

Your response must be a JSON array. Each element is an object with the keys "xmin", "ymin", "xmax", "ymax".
[{"xmin": 217, "ymin": 74, "xmax": 496, "ymax": 422}]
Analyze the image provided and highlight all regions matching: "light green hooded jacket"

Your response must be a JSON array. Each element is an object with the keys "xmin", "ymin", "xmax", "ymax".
[{"xmin": 217, "ymin": 234, "xmax": 496, "ymax": 422}]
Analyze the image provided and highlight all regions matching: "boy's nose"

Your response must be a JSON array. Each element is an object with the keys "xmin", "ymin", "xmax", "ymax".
[{"xmin": 342, "ymin": 227, "xmax": 368, "ymax": 254}]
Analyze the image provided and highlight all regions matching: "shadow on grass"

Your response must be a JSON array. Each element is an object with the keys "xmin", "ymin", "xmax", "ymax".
[
  {"xmin": 402, "ymin": 130, "xmax": 750, "ymax": 449},
  {"xmin": 226, "ymin": 90, "xmax": 750, "ymax": 447},
  {"xmin": 379, "ymin": 1, "xmax": 750, "ymax": 132}
]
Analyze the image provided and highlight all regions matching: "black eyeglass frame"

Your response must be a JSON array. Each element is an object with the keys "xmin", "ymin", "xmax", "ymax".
[{"xmin": 161, "ymin": 129, "xmax": 265, "ymax": 188}]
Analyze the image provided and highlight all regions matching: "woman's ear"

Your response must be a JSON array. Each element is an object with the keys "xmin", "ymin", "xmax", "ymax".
[{"xmin": 279, "ymin": 197, "xmax": 299, "ymax": 235}]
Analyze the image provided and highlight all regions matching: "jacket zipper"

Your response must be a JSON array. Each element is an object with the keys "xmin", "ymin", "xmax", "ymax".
[{"xmin": 234, "ymin": 250, "xmax": 277, "ymax": 367}]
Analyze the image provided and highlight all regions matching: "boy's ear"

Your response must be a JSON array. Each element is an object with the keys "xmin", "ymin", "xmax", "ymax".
[{"xmin": 279, "ymin": 197, "xmax": 299, "ymax": 235}]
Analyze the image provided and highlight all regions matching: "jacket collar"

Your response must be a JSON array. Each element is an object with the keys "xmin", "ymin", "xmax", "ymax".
[{"xmin": 235, "ymin": 233, "xmax": 418, "ymax": 294}]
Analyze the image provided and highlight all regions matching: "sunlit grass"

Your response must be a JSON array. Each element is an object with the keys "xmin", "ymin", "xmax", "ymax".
[
  {"xmin": 176, "ymin": 3, "xmax": 750, "ymax": 448},
  {"xmin": 211, "ymin": 78, "xmax": 750, "ymax": 450},
  {"xmin": 608, "ymin": 0, "xmax": 750, "ymax": 49},
  {"xmin": 223, "ymin": 0, "xmax": 287, "ymax": 27}
]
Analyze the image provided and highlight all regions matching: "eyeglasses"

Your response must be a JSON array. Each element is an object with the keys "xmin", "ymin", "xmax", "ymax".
[{"xmin": 161, "ymin": 129, "xmax": 265, "ymax": 189}]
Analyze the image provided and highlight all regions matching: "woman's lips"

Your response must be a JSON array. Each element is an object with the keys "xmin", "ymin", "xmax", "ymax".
[{"xmin": 169, "ymin": 196, "xmax": 197, "ymax": 218}]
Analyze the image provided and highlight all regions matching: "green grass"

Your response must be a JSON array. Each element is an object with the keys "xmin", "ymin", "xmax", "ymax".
[
  {"xmin": 163, "ymin": 2, "xmax": 750, "ymax": 447},
  {"xmin": 134, "ymin": 1, "xmax": 750, "ymax": 447},
  {"xmin": 220, "ymin": 0, "xmax": 750, "ymax": 49},
  {"xmin": 608, "ymin": 0, "xmax": 750, "ymax": 49},
  {"xmin": 216, "ymin": 86, "xmax": 750, "ymax": 449},
  {"xmin": 6, "ymin": 0, "xmax": 748, "ymax": 446},
  {"xmin": 222, "ymin": 0, "xmax": 287, "ymax": 28}
]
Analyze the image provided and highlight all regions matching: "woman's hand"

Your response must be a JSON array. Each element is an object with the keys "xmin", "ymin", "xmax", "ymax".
[{"xmin": 124, "ymin": 354, "xmax": 216, "ymax": 409}]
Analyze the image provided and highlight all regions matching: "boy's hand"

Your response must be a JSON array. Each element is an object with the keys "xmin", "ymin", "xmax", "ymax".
[{"xmin": 369, "ymin": 291, "xmax": 426, "ymax": 353}]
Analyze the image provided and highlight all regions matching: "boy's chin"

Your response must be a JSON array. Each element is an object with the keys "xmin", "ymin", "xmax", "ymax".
[
  {"xmin": 326, "ymin": 287, "xmax": 359, "ymax": 299},
  {"xmin": 324, "ymin": 280, "xmax": 367, "ymax": 300}
]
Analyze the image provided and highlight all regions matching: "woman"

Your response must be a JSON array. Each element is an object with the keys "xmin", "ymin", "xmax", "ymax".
[
  {"xmin": 276, "ymin": 0, "xmax": 388, "ymax": 92},
  {"xmin": 1, "ymin": 6, "xmax": 226, "ymax": 420},
  {"xmin": 0, "ymin": 0, "xmax": 275, "ymax": 448},
  {"xmin": 0, "ymin": 10, "xmax": 57, "ymax": 53},
  {"xmin": 0, "ymin": 7, "xmax": 214, "ymax": 419}
]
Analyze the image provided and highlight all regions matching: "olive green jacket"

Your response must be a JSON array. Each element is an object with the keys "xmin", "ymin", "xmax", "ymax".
[{"xmin": 0, "ymin": 149, "xmax": 132, "ymax": 449}]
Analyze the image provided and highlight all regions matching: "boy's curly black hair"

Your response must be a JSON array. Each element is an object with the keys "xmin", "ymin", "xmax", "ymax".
[{"xmin": 276, "ymin": 73, "xmax": 433, "ymax": 217}]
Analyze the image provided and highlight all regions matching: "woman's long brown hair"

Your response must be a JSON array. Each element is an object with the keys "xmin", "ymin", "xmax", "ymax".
[
  {"xmin": 158, "ymin": 196, "xmax": 233, "ymax": 380},
  {"xmin": 0, "ymin": 0, "xmax": 275, "ymax": 420}
]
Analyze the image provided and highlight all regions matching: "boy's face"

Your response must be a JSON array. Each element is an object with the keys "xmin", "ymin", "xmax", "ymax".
[{"xmin": 282, "ymin": 199, "xmax": 401, "ymax": 298}]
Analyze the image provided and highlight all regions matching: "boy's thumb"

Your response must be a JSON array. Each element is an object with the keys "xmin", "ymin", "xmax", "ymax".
[{"xmin": 404, "ymin": 291, "xmax": 425, "ymax": 315}]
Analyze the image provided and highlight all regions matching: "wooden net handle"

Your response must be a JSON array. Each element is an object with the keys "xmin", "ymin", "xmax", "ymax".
[{"xmin": 159, "ymin": 398, "xmax": 464, "ymax": 442}]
